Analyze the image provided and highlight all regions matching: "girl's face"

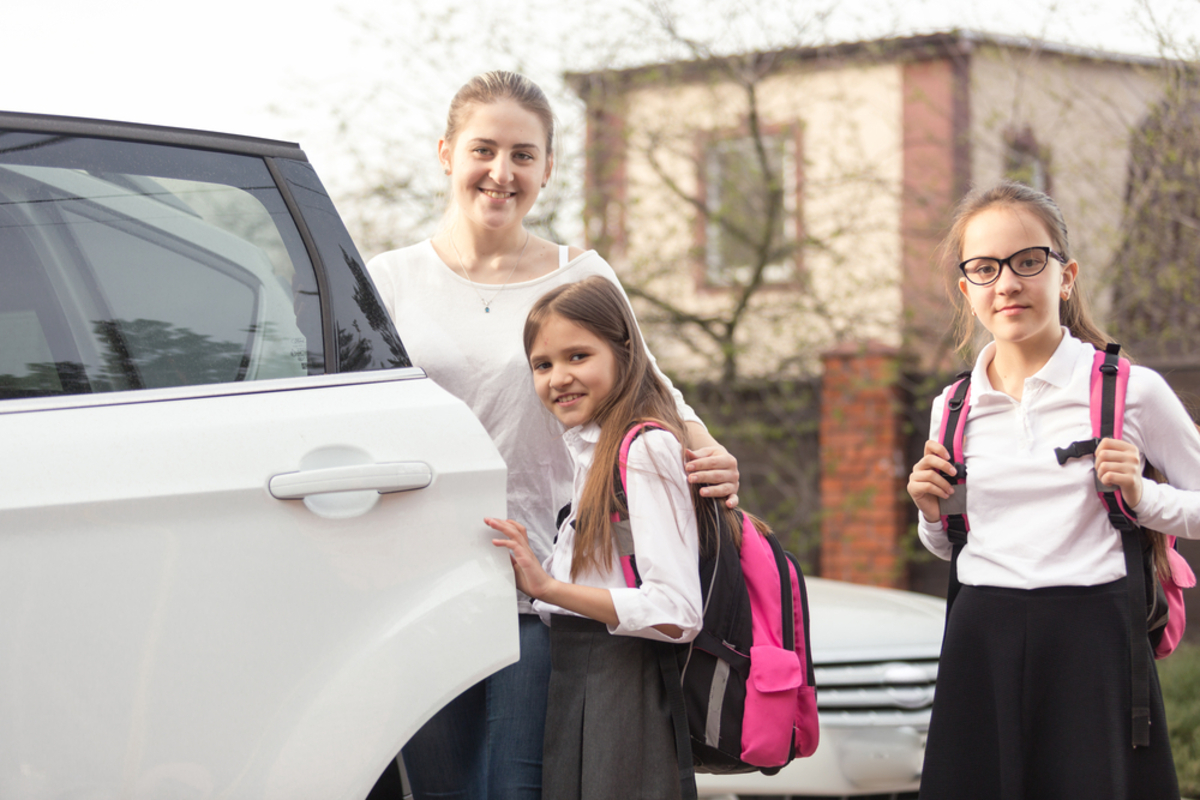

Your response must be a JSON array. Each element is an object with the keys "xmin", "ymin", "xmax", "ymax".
[
  {"xmin": 958, "ymin": 205, "xmax": 1078, "ymax": 352},
  {"xmin": 529, "ymin": 313, "xmax": 619, "ymax": 429},
  {"xmin": 439, "ymin": 99, "xmax": 552, "ymax": 235}
]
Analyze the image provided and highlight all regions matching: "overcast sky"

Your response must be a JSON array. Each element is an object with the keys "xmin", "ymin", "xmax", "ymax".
[{"xmin": 6, "ymin": 0, "xmax": 1197, "ymax": 239}]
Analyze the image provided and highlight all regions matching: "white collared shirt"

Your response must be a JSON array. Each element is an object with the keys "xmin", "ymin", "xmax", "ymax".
[
  {"xmin": 917, "ymin": 330, "xmax": 1200, "ymax": 589},
  {"xmin": 534, "ymin": 422, "xmax": 703, "ymax": 642}
]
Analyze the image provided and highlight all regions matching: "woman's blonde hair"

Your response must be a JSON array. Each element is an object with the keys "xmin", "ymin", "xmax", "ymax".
[
  {"xmin": 523, "ymin": 277, "xmax": 744, "ymax": 579},
  {"xmin": 942, "ymin": 180, "xmax": 1109, "ymax": 355},
  {"xmin": 444, "ymin": 70, "xmax": 555, "ymax": 155}
]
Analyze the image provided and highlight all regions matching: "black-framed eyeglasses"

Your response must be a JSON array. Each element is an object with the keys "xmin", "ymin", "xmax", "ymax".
[{"xmin": 958, "ymin": 246, "xmax": 1067, "ymax": 286}]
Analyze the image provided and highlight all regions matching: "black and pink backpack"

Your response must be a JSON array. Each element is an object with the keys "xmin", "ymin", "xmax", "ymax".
[
  {"xmin": 613, "ymin": 422, "xmax": 819, "ymax": 797},
  {"xmin": 937, "ymin": 343, "xmax": 1196, "ymax": 747}
]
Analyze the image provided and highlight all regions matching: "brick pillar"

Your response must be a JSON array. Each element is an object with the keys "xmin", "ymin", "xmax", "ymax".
[{"xmin": 820, "ymin": 341, "xmax": 907, "ymax": 588}]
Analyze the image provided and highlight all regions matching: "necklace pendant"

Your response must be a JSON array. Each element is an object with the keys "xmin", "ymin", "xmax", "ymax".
[{"xmin": 485, "ymin": 306, "xmax": 491, "ymax": 313}]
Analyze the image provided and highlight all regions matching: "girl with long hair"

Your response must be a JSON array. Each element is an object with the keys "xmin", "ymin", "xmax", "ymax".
[
  {"xmin": 488, "ymin": 276, "xmax": 707, "ymax": 800},
  {"xmin": 907, "ymin": 181, "xmax": 1199, "ymax": 799}
]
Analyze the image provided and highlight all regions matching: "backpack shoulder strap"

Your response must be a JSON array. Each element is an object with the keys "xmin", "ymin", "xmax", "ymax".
[
  {"xmin": 1066, "ymin": 343, "xmax": 1153, "ymax": 747},
  {"xmin": 938, "ymin": 372, "xmax": 972, "ymax": 530},
  {"xmin": 613, "ymin": 421, "xmax": 666, "ymax": 588},
  {"xmin": 1091, "ymin": 344, "xmax": 1140, "ymax": 530},
  {"xmin": 937, "ymin": 372, "xmax": 972, "ymax": 616}
]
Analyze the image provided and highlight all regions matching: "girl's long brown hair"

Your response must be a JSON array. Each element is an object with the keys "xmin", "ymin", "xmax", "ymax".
[
  {"xmin": 524, "ymin": 276, "xmax": 747, "ymax": 579},
  {"xmin": 942, "ymin": 181, "xmax": 1173, "ymax": 574}
]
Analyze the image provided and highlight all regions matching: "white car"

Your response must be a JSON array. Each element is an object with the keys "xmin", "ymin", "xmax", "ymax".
[
  {"xmin": 697, "ymin": 577, "xmax": 944, "ymax": 798},
  {"xmin": 0, "ymin": 112, "xmax": 518, "ymax": 799}
]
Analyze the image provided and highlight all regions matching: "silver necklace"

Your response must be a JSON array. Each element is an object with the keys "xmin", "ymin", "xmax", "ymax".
[{"xmin": 450, "ymin": 226, "xmax": 531, "ymax": 313}]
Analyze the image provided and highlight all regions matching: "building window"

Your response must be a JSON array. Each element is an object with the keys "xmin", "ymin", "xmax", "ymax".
[
  {"xmin": 1004, "ymin": 125, "xmax": 1050, "ymax": 193},
  {"xmin": 701, "ymin": 127, "xmax": 799, "ymax": 286}
]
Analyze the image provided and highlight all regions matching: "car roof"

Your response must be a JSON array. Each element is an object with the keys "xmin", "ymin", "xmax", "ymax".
[{"xmin": 0, "ymin": 110, "xmax": 307, "ymax": 161}]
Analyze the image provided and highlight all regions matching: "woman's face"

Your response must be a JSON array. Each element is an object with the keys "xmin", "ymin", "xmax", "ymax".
[
  {"xmin": 439, "ymin": 99, "xmax": 552, "ymax": 235},
  {"xmin": 958, "ymin": 205, "xmax": 1078, "ymax": 352}
]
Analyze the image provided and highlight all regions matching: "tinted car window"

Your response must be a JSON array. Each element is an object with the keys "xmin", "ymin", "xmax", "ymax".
[
  {"xmin": 0, "ymin": 134, "xmax": 322, "ymax": 398},
  {"xmin": 273, "ymin": 158, "xmax": 409, "ymax": 372}
]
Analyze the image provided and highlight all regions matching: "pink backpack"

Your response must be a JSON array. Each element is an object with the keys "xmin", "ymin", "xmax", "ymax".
[
  {"xmin": 938, "ymin": 343, "xmax": 1196, "ymax": 748},
  {"xmin": 613, "ymin": 423, "xmax": 818, "ymax": 797}
]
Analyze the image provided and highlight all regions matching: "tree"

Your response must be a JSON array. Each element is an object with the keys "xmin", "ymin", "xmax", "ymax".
[{"xmin": 1108, "ymin": 63, "xmax": 1200, "ymax": 363}]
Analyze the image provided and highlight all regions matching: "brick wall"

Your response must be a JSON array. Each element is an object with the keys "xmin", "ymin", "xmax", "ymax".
[{"xmin": 820, "ymin": 342, "xmax": 907, "ymax": 588}]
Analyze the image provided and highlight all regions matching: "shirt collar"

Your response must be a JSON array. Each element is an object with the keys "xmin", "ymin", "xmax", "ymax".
[
  {"xmin": 971, "ymin": 327, "xmax": 1082, "ymax": 396},
  {"xmin": 1037, "ymin": 328, "xmax": 1085, "ymax": 389},
  {"xmin": 562, "ymin": 422, "xmax": 602, "ymax": 456}
]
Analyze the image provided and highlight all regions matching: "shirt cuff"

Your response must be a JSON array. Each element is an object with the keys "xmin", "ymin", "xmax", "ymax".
[
  {"xmin": 608, "ymin": 587, "xmax": 700, "ymax": 642},
  {"xmin": 917, "ymin": 515, "xmax": 953, "ymax": 561}
]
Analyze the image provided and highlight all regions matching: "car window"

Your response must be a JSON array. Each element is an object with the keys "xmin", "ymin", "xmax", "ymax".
[{"xmin": 0, "ymin": 133, "xmax": 322, "ymax": 399}]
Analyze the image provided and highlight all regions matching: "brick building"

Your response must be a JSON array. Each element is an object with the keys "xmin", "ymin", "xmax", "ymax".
[{"xmin": 569, "ymin": 32, "xmax": 1176, "ymax": 588}]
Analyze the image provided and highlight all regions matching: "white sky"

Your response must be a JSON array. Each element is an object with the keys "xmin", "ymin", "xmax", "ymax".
[{"xmin": 5, "ymin": 0, "xmax": 1198, "ymax": 241}]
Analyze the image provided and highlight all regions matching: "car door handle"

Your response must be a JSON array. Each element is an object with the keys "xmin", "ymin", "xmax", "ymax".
[{"xmin": 269, "ymin": 462, "xmax": 432, "ymax": 499}]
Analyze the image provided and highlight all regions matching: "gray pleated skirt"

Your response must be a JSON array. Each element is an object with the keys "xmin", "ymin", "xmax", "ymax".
[{"xmin": 543, "ymin": 615, "xmax": 682, "ymax": 800}]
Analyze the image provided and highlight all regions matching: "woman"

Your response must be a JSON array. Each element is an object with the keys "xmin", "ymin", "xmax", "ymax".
[
  {"xmin": 366, "ymin": 70, "xmax": 739, "ymax": 800},
  {"xmin": 907, "ymin": 181, "xmax": 1198, "ymax": 799}
]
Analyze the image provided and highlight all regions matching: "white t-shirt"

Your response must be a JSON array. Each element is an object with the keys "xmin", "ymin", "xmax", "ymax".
[
  {"xmin": 917, "ymin": 330, "xmax": 1200, "ymax": 589},
  {"xmin": 366, "ymin": 241, "xmax": 701, "ymax": 612},
  {"xmin": 534, "ymin": 423, "xmax": 703, "ymax": 643}
]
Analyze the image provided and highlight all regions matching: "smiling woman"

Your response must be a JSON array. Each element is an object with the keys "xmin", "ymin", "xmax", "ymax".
[{"xmin": 364, "ymin": 71, "xmax": 742, "ymax": 800}]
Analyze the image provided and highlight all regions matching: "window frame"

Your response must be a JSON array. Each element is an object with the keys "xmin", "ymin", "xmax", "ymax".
[{"xmin": 692, "ymin": 120, "xmax": 805, "ymax": 293}]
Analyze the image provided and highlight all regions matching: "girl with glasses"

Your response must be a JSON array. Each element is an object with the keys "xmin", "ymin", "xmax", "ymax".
[{"xmin": 907, "ymin": 181, "xmax": 1198, "ymax": 799}]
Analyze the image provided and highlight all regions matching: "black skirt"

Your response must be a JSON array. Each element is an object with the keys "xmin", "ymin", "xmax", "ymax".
[
  {"xmin": 542, "ymin": 615, "xmax": 682, "ymax": 800},
  {"xmin": 920, "ymin": 579, "xmax": 1179, "ymax": 800}
]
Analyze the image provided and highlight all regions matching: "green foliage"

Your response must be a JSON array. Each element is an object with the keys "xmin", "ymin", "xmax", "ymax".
[{"xmin": 1160, "ymin": 643, "xmax": 1200, "ymax": 795}]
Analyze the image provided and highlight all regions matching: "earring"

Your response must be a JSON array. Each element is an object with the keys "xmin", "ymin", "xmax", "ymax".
[
  {"xmin": 541, "ymin": 181, "xmax": 548, "ymax": 188},
  {"xmin": 444, "ymin": 168, "xmax": 451, "ymax": 176}
]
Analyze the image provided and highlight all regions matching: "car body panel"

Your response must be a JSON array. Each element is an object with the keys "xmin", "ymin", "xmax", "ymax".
[
  {"xmin": 0, "ymin": 372, "xmax": 516, "ymax": 799},
  {"xmin": 0, "ymin": 113, "xmax": 519, "ymax": 799}
]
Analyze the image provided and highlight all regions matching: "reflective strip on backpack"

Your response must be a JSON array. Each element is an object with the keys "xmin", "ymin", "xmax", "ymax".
[{"xmin": 706, "ymin": 659, "xmax": 731, "ymax": 747}]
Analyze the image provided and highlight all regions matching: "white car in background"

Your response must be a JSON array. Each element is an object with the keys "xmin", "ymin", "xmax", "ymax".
[
  {"xmin": 0, "ymin": 112, "xmax": 517, "ymax": 799},
  {"xmin": 697, "ymin": 577, "xmax": 944, "ymax": 799}
]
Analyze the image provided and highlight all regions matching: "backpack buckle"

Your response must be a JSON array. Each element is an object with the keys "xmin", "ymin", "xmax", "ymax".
[
  {"xmin": 1055, "ymin": 437, "xmax": 1099, "ymax": 465},
  {"xmin": 1108, "ymin": 510, "xmax": 1139, "ymax": 532},
  {"xmin": 938, "ymin": 462, "xmax": 967, "ymax": 485}
]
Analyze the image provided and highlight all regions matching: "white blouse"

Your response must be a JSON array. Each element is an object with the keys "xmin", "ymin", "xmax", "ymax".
[
  {"xmin": 534, "ymin": 423, "xmax": 703, "ymax": 643},
  {"xmin": 917, "ymin": 330, "xmax": 1200, "ymax": 589}
]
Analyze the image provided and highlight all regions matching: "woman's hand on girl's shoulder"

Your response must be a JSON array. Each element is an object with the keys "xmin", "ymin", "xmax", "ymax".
[
  {"xmin": 685, "ymin": 445, "xmax": 740, "ymax": 509},
  {"xmin": 907, "ymin": 440, "xmax": 956, "ymax": 523},
  {"xmin": 487, "ymin": 517, "xmax": 554, "ymax": 599},
  {"xmin": 1094, "ymin": 438, "xmax": 1145, "ymax": 509}
]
